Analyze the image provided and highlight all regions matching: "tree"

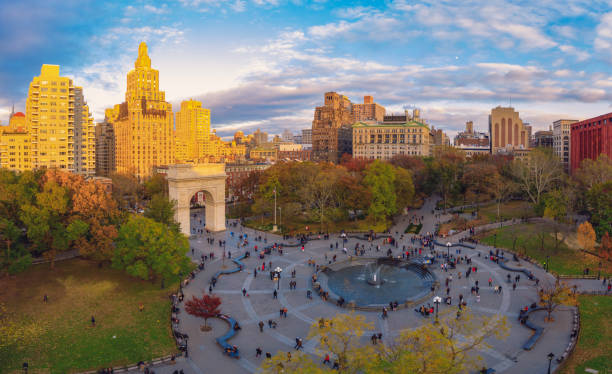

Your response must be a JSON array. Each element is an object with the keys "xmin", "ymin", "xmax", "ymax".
[
  {"xmin": 573, "ymin": 154, "xmax": 612, "ymax": 190},
  {"xmin": 585, "ymin": 181, "xmax": 612, "ymax": 239},
  {"xmin": 143, "ymin": 173, "xmax": 168, "ymax": 198},
  {"xmin": 577, "ymin": 221, "xmax": 597, "ymax": 253},
  {"xmin": 110, "ymin": 172, "xmax": 142, "ymax": 209},
  {"xmin": 363, "ymin": 161, "xmax": 397, "ymax": 222},
  {"xmin": 539, "ymin": 281, "xmax": 576, "ymax": 321},
  {"xmin": 0, "ymin": 218, "xmax": 20, "ymax": 264},
  {"xmin": 600, "ymin": 232, "xmax": 612, "ymax": 261},
  {"xmin": 112, "ymin": 216, "xmax": 191, "ymax": 284},
  {"xmin": 462, "ymin": 162, "xmax": 498, "ymax": 205},
  {"xmin": 301, "ymin": 168, "xmax": 341, "ymax": 229},
  {"xmin": 370, "ymin": 309, "xmax": 508, "ymax": 374},
  {"xmin": 185, "ymin": 294, "xmax": 221, "ymax": 331},
  {"xmin": 511, "ymin": 148, "xmax": 562, "ymax": 206},
  {"xmin": 145, "ymin": 193, "xmax": 179, "ymax": 232},
  {"xmin": 308, "ymin": 313, "xmax": 375, "ymax": 372},
  {"xmin": 394, "ymin": 166, "xmax": 415, "ymax": 212},
  {"xmin": 490, "ymin": 172, "xmax": 515, "ymax": 222}
]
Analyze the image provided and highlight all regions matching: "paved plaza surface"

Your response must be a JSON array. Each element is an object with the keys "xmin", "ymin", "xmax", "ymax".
[{"xmin": 143, "ymin": 197, "xmax": 590, "ymax": 374}]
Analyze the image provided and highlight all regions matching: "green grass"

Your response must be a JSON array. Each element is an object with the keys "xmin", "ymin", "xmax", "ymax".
[
  {"xmin": 405, "ymin": 223, "xmax": 423, "ymax": 234},
  {"xmin": 464, "ymin": 200, "xmax": 535, "ymax": 223},
  {"xmin": 478, "ymin": 223, "xmax": 611, "ymax": 276},
  {"xmin": 560, "ymin": 295, "xmax": 612, "ymax": 374},
  {"xmin": 0, "ymin": 259, "xmax": 177, "ymax": 374}
]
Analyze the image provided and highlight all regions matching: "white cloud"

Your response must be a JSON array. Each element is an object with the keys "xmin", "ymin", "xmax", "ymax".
[{"xmin": 595, "ymin": 12, "xmax": 612, "ymax": 59}]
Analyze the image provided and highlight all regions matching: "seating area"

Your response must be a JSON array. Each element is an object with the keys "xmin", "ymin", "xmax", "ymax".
[
  {"xmin": 519, "ymin": 306, "xmax": 546, "ymax": 350},
  {"xmin": 215, "ymin": 314, "xmax": 241, "ymax": 358}
]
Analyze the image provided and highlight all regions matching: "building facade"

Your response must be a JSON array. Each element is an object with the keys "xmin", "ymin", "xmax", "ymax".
[
  {"xmin": 352, "ymin": 119, "xmax": 431, "ymax": 160},
  {"xmin": 0, "ymin": 112, "xmax": 31, "ymax": 170},
  {"xmin": 533, "ymin": 128, "xmax": 553, "ymax": 148},
  {"xmin": 23, "ymin": 64, "xmax": 96, "ymax": 174},
  {"xmin": 570, "ymin": 113, "xmax": 612, "ymax": 172},
  {"xmin": 175, "ymin": 99, "xmax": 211, "ymax": 162},
  {"xmin": 553, "ymin": 119, "xmax": 577, "ymax": 172},
  {"xmin": 301, "ymin": 128, "xmax": 312, "ymax": 144},
  {"xmin": 108, "ymin": 42, "xmax": 174, "ymax": 179},
  {"xmin": 454, "ymin": 121, "xmax": 489, "ymax": 148},
  {"xmin": 95, "ymin": 115, "xmax": 116, "ymax": 177},
  {"xmin": 489, "ymin": 106, "xmax": 530, "ymax": 153},
  {"xmin": 351, "ymin": 95, "xmax": 386, "ymax": 122},
  {"xmin": 311, "ymin": 92, "xmax": 354, "ymax": 162}
]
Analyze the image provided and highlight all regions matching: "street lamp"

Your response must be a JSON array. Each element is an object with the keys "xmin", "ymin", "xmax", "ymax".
[
  {"xmin": 446, "ymin": 242, "xmax": 452, "ymax": 259},
  {"xmin": 493, "ymin": 233, "xmax": 497, "ymax": 248},
  {"xmin": 278, "ymin": 207, "xmax": 282, "ymax": 234},
  {"xmin": 275, "ymin": 266, "xmax": 283, "ymax": 290},
  {"xmin": 433, "ymin": 296, "xmax": 442, "ymax": 324},
  {"xmin": 546, "ymin": 255, "xmax": 550, "ymax": 272},
  {"xmin": 547, "ymin": 352, "xmax": 554, "ymax": 374}
]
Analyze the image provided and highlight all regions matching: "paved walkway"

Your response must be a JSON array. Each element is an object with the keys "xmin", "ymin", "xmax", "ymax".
[{"xmin": 134, "ymin": 196, "xmax": 588, "ymax": 374}]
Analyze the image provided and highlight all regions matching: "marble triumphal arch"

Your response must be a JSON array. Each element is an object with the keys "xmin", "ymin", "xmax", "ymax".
[{"xmin": 167, "ymin": 164, "xmax": 226, "ymax": 236}]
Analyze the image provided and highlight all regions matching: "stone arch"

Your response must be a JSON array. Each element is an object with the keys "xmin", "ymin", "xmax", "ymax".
[{"xmin": 167, "ymin": 164, "xmax": 227, "ymax": 236}]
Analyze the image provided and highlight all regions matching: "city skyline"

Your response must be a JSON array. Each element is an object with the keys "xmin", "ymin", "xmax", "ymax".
[{"xmin": 2, "ymin": 0, "xmax": 612, "ymax": 138}]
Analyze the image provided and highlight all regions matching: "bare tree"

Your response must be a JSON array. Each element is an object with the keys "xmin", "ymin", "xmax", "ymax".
[{"xmin": 511, "ymin": 148, "xmax": 562, "ymax": 206}]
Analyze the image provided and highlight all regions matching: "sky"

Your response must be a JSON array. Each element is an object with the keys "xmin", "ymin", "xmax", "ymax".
[{"xmin": 1, "ymin": 0, "xmax": 612, "ymax": 138}]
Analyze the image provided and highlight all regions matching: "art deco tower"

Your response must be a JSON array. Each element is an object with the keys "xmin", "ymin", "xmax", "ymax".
[{"xmin": 110, "ymin": 42, "xmax": 174, "ymax": 178}]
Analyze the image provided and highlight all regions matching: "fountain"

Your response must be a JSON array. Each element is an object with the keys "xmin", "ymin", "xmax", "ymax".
[
  {"xmin": 321, "ymin": 258, "xmax": 435, "ymax": 308},
  {"xmin": 365, "ymin": 263, "xmax": 384, "ymax": 285}
]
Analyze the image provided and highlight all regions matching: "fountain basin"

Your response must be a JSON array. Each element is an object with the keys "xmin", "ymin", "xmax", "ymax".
[{"xmin": 317, "ymin": 258, "xmax": 435, "ymax": 308}]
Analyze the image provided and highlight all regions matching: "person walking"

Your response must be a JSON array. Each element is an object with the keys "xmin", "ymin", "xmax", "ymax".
[
  {"xmin": 323, "ymin": 354, "xmax": 331, "ymax": 365},
  {"xmin": 273, "ymin": 290, "xmax": 278, "ymax": 299},
  {"xmin": 91, "ymin": 315, "xmax": 96, "ymax": 327},
  {"xmin": 258, "ymin": 321, "xmax": 264, "ymax": 332},
  {"xmin": 256, "ymin": 347, "xmax": 262, "ymax": 357},
  {"xmin": 242, "ymin": 288, "xmax": 247, "ymax": 297}
]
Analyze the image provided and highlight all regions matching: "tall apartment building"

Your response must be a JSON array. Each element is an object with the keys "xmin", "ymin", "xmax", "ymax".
[
  {"xmin": 175, "ymin": 99, "xmax": 211, "ymax": 162},
  {"xmin": 570, "ymin": 113, "xmax": 612, "ymax": 172},
  {"xmin": 431, "ymin": 127, "xmax": 451, "ymax": 146},
  {"xmin": 95, "ymin": 114, "xmax": 115, "ymax": 177},
  {"xmin": 2, "ymin": 65, "xmax": 95, "ymax": 174},
  {"xmin": 553, "ymin": 119, "xmax": 577, "ymax": 172},
  {"xmin": 489, "ymin": 106, "xmax": 530, "ymax": 153},
  {"xmin": 311, "ymin": 92, "xmax": 355, "ymax": 162},
  {"xmin": 0, "ymin": 112, "xmax": 31, "ymax": 170},
  {"xmin": 108, "ymin": 42, "xmax": 174, "ymax": 179},
  {"xmin": 351, "ymin": 95, "xmax": 385, "ymax": 122},
  {"xmin": 252, "ymin": 129, "xmax": 269, "ymax": 146}
]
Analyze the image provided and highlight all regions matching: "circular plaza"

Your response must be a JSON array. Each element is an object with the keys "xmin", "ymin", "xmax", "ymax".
[{"xmin": 161, "ymin": 197, "xmax": 581, "ymax": 374}]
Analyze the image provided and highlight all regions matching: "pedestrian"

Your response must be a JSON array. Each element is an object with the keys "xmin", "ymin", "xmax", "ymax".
[
  {"xmin": 242, "ymin": 288, "xmax": 247, "ymax": 297},
  {"xmin": 266, "ymin": 352, "xmax": 272, "ymax": 359},
  {"xmin": 323, "ymin": 354, "xmax": 330, "ymax": 364},
  {"xmin": 91, "ymin": 315, "xmax": 96, "ymax": 327},
  {"xmin": 209, "ymin": 285, "xmax": 213, "ymax": 294},
  {"xmin": 256, "ymin": 347, "xmax": 262, "ymax": 357},
  {"xmin": 43, "ymin": 294, "xmax": 48, "ymax": 303},
  {"xmin": 287, "ymin": 352, "xmax": 292, "ymax": 362},
  {"xmin": 513, "ymin": 282, "xmax": 517, "ymax": 291},
  {"xmin": 273, "ymin": 290, "xmax": 278, "ymax": 299},
  {"xmin": 488, "ymin": 278, "xmax": 492, "ymax": 287},
  {"xmin": 258, "ymin": 321, "xmax": 264, "ymax": 332}
]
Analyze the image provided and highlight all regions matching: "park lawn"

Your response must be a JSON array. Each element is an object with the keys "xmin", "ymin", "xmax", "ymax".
[
  {"xmin": 560, "ymin": 295, "xmax": 612, "ymax": 374},
  {"xmin": 0, "ymin": 259, "xmax": 177, "ymax": 374},
  {"xmin": 478, "ymin": 223, "xmax": 612, "ymax": 276},
  {"xmin": 464, "ymin": 200, "xmax": 535, "ymax": 223}
]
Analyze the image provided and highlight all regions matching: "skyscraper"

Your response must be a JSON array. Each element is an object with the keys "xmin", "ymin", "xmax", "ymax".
[
  {"xmin": 108, "ymin": 42, "xmax": 174, "ymax": 179},
  {"xmin": 175, "ymin": 99, "xmax": 211, "ymax": 162},
  {"xmin": 95, "ymin": 112, "xmax": 116, "ymax": 177},
  {"xmin": 22, "ymin": 64, "xmax": 95, "ymax": 174},
  {"xmin": 311, "ymin": 92, "xmax": 353, "ymax": 162},
  {"xmin": 488, "ymin": 106, "xmax": 530, "ymax": 153},
  {"xmin": 552, "ymin": 119, "xmax": 577, "ymax": 172}
]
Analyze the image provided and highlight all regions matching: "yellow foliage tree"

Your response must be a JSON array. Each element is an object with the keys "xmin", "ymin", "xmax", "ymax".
[
  {"xmin": 539, "ymin": 280, "xmax": 576, "ymax": 322},
  {"xmin": 576, "ymin": 221, "xmax": 597, "ymax": 253},
  {"xmin": 369, "ymin": 309, "xmax": 509, "ymax": 373}
]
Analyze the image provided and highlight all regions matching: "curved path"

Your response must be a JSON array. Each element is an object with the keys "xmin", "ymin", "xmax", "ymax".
[{"xmin": 143, "ymin": 197, "xmax": 580, "ymax": 374}]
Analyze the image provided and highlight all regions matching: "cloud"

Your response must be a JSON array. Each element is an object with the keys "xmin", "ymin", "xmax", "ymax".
[{"xmin": 595, "ymin": 12, "xmax": 612, "ymax": 59}]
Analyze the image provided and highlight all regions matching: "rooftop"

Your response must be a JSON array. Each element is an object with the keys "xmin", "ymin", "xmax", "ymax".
[{"xmin": 352, "ymin": 120, "xmax": 429, "ymax": 128}]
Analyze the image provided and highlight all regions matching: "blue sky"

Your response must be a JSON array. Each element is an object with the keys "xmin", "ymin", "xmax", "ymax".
[{"xmin": 1, "ymin": 0, "xmax": 612, "ymax": 138}]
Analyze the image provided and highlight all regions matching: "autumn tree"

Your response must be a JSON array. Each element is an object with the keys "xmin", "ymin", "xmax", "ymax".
[
  {"xmin": 462, "ymin": 162, "xmax": 498, "ymax": 205},
  {"xmin": 370, "ymin": 309, "xmax": 509, "ymax": 374},
  {"xmin": 511, "ymin": 148, "xmax": 562, "ymax": 206},
  {"xmin": 185, "ymin": 294, "xmax": 222, "ymax": 331},
  {"xmin": 145, "ymin": 193, "xmax": 179, "ymax": 232},
  {"xmin": 490, "ymin": 172, "xmax": 516, "ymax": 222},
  {"xmin": 112, "ymin": 216, "xmax": 191, "ymax": 285},
  {"xmin": 433, "ymin": 147, "xmax": 466, "ymax": 211},
  {"xmin": 585, "ymin": 181, "xmax": 612, "ymax": 239},
  {"xmin": 576, "ymin": 221, "xmax": 597, "ymax": 254},
  {"xmin": 539, "ymin": 281, "xmax": 576, "ymax": 322},
  {"xmin": 143, "ymin": 173, "xmax": 168, "ymax": 198}
]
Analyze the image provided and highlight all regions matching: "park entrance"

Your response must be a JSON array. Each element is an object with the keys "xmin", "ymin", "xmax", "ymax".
[{"xmin": 167, "ymin": 164, "xmax": 227, "ymax": 236}]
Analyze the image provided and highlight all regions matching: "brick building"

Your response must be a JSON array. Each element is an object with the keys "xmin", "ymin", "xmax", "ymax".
[{"xmin": 570, "ymin": 112, "xmax": 612, "ymax": 172}]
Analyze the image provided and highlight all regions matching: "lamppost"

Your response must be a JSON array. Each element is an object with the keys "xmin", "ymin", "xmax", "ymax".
[
  {"xmin": 547, "ymin": 352, "xmax": 555, "ymax": 374},
  {"xmin": 546, "ymin": 255, "xmax": 550, "ymax": 272},
  {"xmin": 493, "ymin": 233, "xmax": 497, "ymax": 248},
  {"xmin": 433, "ymin": 296, "xmax": 442, "ymax": 324},
  {"xmin": 273, "ymin": 188, "xmax": 277, "ymax": 230},
  {"xmin": 275, "ymin": 266, "xmax": 283, "ymax": 290},
  {"xmin": 598, "ymin": 261, "xmax": 602, "ymax": 280},
  {"xmin": 278, "ymin": 207, "xmax": 282, "ymax": 234},
  {"xmin": 446, "ymin": 242, "xmax": 452, "ymax": 259}
]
